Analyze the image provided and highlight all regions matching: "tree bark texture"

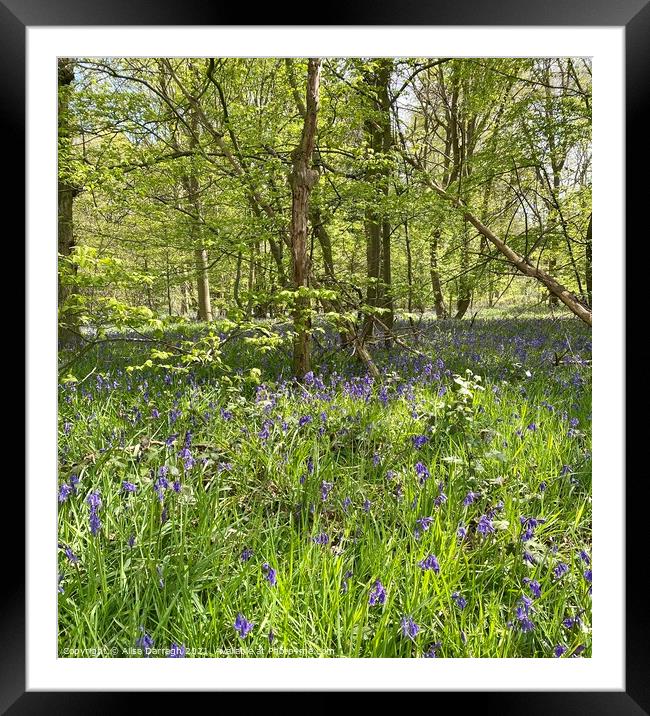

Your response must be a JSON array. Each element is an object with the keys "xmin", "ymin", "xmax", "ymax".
[{"xmin": 289, "ymin": 58, "xmax": 321, "ymax": 380}]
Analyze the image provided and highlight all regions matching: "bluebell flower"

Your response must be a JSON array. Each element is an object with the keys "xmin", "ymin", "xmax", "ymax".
[
  {"xmin": 554, "ymin": 644, "xmax": 568, "ymax": 658},
  {"xmin": 412, "ymin": 435, "xmax": 428, "ymax": 449},
  {"xmin": 241, "ymin": 547, "xmax": 253, "ymax": 562},
  {"xmin": 414, "ymin": 462, "xmax": 430, "ymax": 485},
  {"xmin": 312, "ymin": 533, "xmax": 329, "ymax": 545},
  {"xmin": 452, "ymin": 592, "xmax": 467, "ymax": 609},
  {"xmin": 86, "ymin": 491, "xmax": 101, "ymax": 511},
  {"xmin": 422, "ymin": 641, "xmax": 441, "ymax": 657},
  {"xmin": 321, "ymin": 481, "xmax": 333, "ymax": 501},
  {"xmin": 262, "ymin": 563, "xmax": 277, "ymax": 587},
  {"xmin": 400, "ymin": 615, "xmax": 420, "ymax": 639},
  {"xmin": 368, "ymin": 580, "xmax": 387, "ymax": 606},
  {"xmin": 563, "ymin": 616, "xmax": 582, "ymax": 629},
  {"xmin": 136, "ymin": 627, "xmax": 154, "ymax": 655},
  {"xmin": 234, "ymin": 613, "xmax": 254, "ymax": 638},
  {"xmin": 122, "ymin": 481, "xmax": 137, "ymax": 494},
  {"xmin": 554, "ymin": 563, "xmax": 569, "ymax": 579},
  {"xmin": 58, "ymin": 483, "xmax": 72, "ymax": 503},
  {"xmin": 523, "ymin": 578, "xmax": 542, "ymax": 599},
  {"xmin": 463, "ymin": 491, "xmax": 478, "ymax": 506},
  {"xmin": 168, "ymin": 643, "xmax": 186, "ymax": 657},
  {"xmin": 476, "ymin": 514, "xmax": 495, "ymax": 536},
  {"xmin": 418, "ymin": 554, "xmax": 440, "ymax": 573}
]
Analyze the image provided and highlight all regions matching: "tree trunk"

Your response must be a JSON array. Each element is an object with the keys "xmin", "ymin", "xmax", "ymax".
[
  {"xmin": 234, "ymin": 250, "xmax": 243, "ymax": 310},
  {"xmin": 181, "ymin": 111, "xmax": 213, "ymax": 322},
  {"xmin": 548, "ymin": 257, "xmax": 559, "ymax": 306},
  {"xmin": 430, "ymin": 230, "xmax": 448, "ymax": 319},
  {"xmin": 404, "ymin": 219, "xmax": 414, "ymax": 321},
  {"xmin": 194, "ymin": 246, "xmax": 213, "ymax": 322},
  {"xmin": 58, "ymin": 58, "xmax": 77, "ymax": 346},
  {"xmin": 289, "ymin": 58, "xmax": 321, "ymax": 380},
  {"xmin": 310, "ymin": 205, "xmax": 335, "ymax": 281},
  {"xmin": 585, "ymin": 213, "xmax": 592, "ymax": 308},
  {"xmin": 379, "ymin": 60, "xmax": 394, "ymax": 343}
]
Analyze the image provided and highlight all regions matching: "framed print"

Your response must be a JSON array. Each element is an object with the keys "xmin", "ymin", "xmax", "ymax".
[{"xmin": 3, "ymin": 0, "xmax": 642, "ymax": 710}]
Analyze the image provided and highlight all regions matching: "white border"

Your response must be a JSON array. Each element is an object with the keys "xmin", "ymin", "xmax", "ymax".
[{"xmin": 27, "ymin": 26, "xmax": 624, "ymax": 691}]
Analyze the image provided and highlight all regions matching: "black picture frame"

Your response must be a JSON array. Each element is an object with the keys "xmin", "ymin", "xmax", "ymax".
[{"xmin": 5, "ymin": 0, "xmax": 639, "ymax": 710}]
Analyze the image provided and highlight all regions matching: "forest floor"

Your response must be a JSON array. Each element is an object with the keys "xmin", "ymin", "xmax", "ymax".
[{"xmin": 58, "ymin": 315, "xmax": 592, "ymax": 658}]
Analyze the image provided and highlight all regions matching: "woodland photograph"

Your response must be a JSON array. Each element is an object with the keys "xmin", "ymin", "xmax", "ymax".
[{"xmin": 57, "ymin": 56, "xmax": 592, "ymax": 658}]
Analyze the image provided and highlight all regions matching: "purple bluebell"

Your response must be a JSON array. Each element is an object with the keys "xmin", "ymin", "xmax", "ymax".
[
  {"xmin": 234, "ymin": 613, "xmax": 254, "ymax": 638},
  {"xmin": 58, "ymin": 483, "xmax": 72, "ymax": 503},
  {"xmin": 514, "ymin": 594, "xmax": 535, "ymax": 632},
  {"xmin": 369, "ymin": 580, "xmax": 387, "ymax": 606},
  {"xmin": 321, "ymin": 481, "xmax": 333, "ymax": 501},
  {"xmin": 477, "ymin": 514, "xmax": 495, "ymax": 536},
  {"xmin": 136, "ymin": 627, "xmax": 154, "ymax": 655},
  {"xmin": 400, "ymin": 615, "xmax": 420, "ymax": 639},
  {"xmin": 122, "ymin": 481, "xmax": 137, "ymax": 494},
  {"xmin": 168, "ymin": 643, "xmax": 186, "ymax": 658},
  {"xmin": 415, "ymin": 462, "xmax": 430, "ymax": 485},
  {"xmin": 452, "ymin": 592, "xmax": 467, "ymax": 609},
  {"xmin": 418, "ymin": 554, "xmax": 440, "ymax": 573},
  {"xmin": 422, "ymin": 641, "xmax": 441, "ymax": 657},
  {"xmin": 523, "ymin": 578, "xmax": 542, "ymax": 599},
  {"xmin": 262, "ymin": 563, "xmax": 277, "ymax": 587},
  {"xmin": 554, "ymin": 644, "xmax": 568, "ymax": 658},
  {"xmin": 412, "ymin": 435, "xmax": 428, "ymax": 449},
  {"xmin": 554, "ymin": 563, "xmax": 569, "ymax": 579},
  {"xmin": 563, "ymin": 616, "xmax": 582, "ymax": 629},
  {"xmin": 463, "ymin": 491, "xmax": 478, "ymax": 506},
  {"xmin": 312, "ymin": 533, "xmax": 329, "ymax": 545}
]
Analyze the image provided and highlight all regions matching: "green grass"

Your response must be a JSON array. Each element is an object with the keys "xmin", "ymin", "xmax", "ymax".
[{"xmin": 58, "ymin": 318, "xmax": 591, "ymax": 658}]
